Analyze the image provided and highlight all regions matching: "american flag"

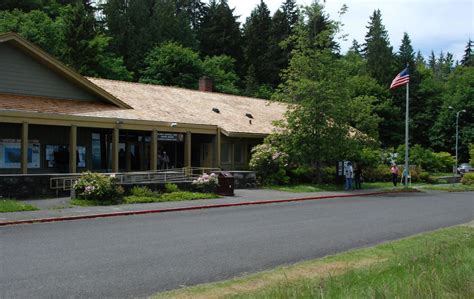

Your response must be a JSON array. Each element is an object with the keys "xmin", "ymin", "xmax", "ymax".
[{"xmin": 390, "ymin": 68, "xmax": 410, "ymax": 89}]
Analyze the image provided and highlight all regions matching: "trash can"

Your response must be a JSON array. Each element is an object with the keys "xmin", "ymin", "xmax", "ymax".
[{"xmin": 217, "ymin": 171, "xmax": 234, "ymax": 196}]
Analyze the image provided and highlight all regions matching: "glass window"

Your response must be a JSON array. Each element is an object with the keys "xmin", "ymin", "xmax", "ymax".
[
  {"xmin": 221, "ymin": 143, "xmax": 231, "ymax": 163},
  {"xmin": 234, "ymin": 143, "xmax": 244, "ymax": 163}
]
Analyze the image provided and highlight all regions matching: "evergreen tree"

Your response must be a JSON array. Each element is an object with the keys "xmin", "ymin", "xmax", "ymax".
[
  {"xmin": 428, "ymin": 50, "xmax": 437, "ymax": 72},
  {"xmin": 198, "ymin": 1, "xmax": 243, "ymax": 65},
  {"xmin": 104, "ymin": 0, "xmax": 196, "ymax": 77},
  {"xmin": 349, "ymin": 39, "xmax": 361, "ymax": 55},
  {"xmin": 61, "ymin": 2, "xmax": 131, "ymax": 79},
  {"xmin": 362, "ymin": 9, "xmax": 395, "ymax": 86},
  {"xmin": 243, "ymin": 1, "xmax": 273, "ymax": 86},
  {"xmin": 267, "ymin": 0, "xmax": 299, "ymax": 87},
  {"xmin": 281, "ymin": 0, "xmax": 299, "ymax": 29},
  {"xmin": 461, "ymin": 39, "xmax": 473, "ymax": 67},
  {"xmin": 304, "ymin": 1, "xmax": 338, "ymax": 51},
  {"xmin": 415, "ymin": 50, "xmax": 426, "ymax": 66},
  {"xmin": 397, "ymin": 32, "xmax": 415, "ymax": 71}
]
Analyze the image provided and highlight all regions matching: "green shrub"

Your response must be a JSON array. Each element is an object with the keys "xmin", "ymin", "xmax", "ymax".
[
  {"xmin": 159, "ymin": 191, "xmax": 217, "ymax": 202},
  {"xmin": 249, "ymin": 143, "xmax": 289, "ymax": 185},
  {"xmin": 164, "ymin": 183, "xmax": 179, "ymax": 193},
  {"xmin": 73, "ymin": 172, "xmax": 124, "ymax": 203},
  {"xmin": 321, "ymin": 166, "xmax": 336, "ymax": 183},
  {"xmin": 288, "ymin": 166, "xmax": 314, "ymax": 184},
  {"xmin": 419, "ymin": 171, "xmax": 436, "ymax": 183},
  {"xmin": 130, "ymin": 185, "xmax": 156, "ymax": 197},
  {"xmin": 363, "ymin": 164, "xmax": 392, "ymax": 182},
  {"xmin": 396, "ymin": 144, "xmax": 455, "ymax": 172},
  {"xmin": 461, "ymin": 173, "xmax": 474, "ymax": 185}
]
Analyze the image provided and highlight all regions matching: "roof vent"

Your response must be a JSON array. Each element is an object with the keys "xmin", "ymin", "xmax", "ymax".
[
  {"xmin": 212, "ymin": 107, "xmax": 220, "ymax": 113},
  {"xmin": 245, "ymin": 113, "xmax": 253, "ymax": 119}
]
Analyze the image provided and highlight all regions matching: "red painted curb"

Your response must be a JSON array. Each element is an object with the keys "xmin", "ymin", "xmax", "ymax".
[{"xmin": 0, "ymin": 190, "xmax": 409, "ymax": 227}]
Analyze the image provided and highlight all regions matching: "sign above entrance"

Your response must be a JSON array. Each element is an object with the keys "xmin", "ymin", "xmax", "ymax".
[{"xmin": 158, "ymin": 133, "xmax": 184, "ymax": 142}]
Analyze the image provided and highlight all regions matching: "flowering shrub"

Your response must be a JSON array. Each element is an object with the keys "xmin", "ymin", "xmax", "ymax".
[
  {"xmin": 192, "ymin": 173, "xmax": 218, "ymax": 193},
  {"xmin": 73, "ymin": 172, "xmax": 124, "ymax": 202},
  {"xmin": 249, "ymin": 144, "xmax": 289, "ymax": 185}
]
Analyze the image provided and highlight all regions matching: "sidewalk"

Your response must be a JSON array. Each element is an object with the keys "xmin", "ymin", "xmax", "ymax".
[{"xmin": 1, "ymin": 188, "xmax": 395, "ymax": 225}]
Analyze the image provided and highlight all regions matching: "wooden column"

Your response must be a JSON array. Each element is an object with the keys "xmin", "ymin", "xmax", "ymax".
[
  {"xmin": 21, "ymin": 122, "xmax": 28, "ymax": 174},
  {"xmin": 69, "ymin": 125, "xmax": 77, "ymax": 173},
  {"xmin": 184, "ymin": 131, "xmax": 192, "ymax": 168},
  {"xmin": 150, "ymin": 129, "xmax": 158, "ymax": 171},
  {"xmin": 112, "ymin": 127, "xmax": 119, "ymax": 172},
  {"xmin": 215, "ymin": 127, "xmax": 221, "ymax": 168}
]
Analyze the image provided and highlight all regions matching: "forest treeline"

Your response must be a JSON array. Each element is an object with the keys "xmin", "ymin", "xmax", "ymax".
[{"xmin": 0, "ymin": 0, "xmax": 472, "ymax": 159}]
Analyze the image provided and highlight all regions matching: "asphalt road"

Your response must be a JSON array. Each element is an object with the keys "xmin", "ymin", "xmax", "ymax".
[{"xmin": 1, "ymin": 191, "xmax": 473, "ymax": 298}]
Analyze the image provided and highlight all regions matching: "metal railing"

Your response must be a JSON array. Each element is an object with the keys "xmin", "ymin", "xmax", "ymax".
[{"xmin": 50, "ymin": 167, "xmax": 221, "ymax": 191}]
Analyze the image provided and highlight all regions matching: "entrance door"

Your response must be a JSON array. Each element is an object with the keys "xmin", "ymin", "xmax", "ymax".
[{"xmin": 200, "ymin": 143, "xmax": 213, "ymax": 168}]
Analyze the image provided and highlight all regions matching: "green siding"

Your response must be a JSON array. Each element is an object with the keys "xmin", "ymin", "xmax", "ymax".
[{"xmin": 0, "ymin": 43, "xmax": 100, "ymax": 101}]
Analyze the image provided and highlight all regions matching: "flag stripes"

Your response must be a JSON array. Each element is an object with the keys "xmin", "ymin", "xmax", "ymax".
[{"xmin": 390, "ymin": 68, "xmax": 410, "ymax": 89}]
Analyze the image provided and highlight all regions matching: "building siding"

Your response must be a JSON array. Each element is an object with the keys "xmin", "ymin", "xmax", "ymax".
[{"xmin": 0, "ymin": 43, "xmax": 100, "ymax": 101}]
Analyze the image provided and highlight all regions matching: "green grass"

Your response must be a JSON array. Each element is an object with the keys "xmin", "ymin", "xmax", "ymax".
[
  {"xmin": 154, "ymin": 225, "xmax": 474, "ymax": 299},
  {"xmin": 422, "ymin": 183, "xmax": 474, "ymax": 192},
  {"xmin": 70, "ymin": 198, "xmax": 120, "ymax": 206},
  {"xmin": 266, "ymin": 182, "xmax": 421, "ymax": 193},
  {"xmin": 0, "ymin": 199, "xmax": 38, "ymax": 213},
  {"xmin": 125, "ymin": 192, "xmax": 219, "ymax": 204}
]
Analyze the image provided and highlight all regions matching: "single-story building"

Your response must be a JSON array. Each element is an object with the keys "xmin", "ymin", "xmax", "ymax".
[{"xmin": 0, "ymin": 32, "xmax": 287, "ymax": 176}]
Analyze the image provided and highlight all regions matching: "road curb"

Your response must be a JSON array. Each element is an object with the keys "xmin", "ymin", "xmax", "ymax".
[{"xmin": 0, "ymin": 190, "xmax": 410, "ymax": 227}]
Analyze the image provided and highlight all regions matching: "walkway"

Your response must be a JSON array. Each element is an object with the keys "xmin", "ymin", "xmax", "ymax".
[{"xmin": 0, "ymin": 189, "xmax": 391, "ymax": 224}]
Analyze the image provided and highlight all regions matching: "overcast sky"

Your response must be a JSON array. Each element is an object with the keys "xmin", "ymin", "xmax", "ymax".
[{"xmin": 223, "ymin": 0, "xmax": 473, "ymax": 61}]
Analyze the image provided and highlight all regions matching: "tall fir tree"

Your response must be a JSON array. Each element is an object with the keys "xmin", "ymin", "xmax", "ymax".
[
  {"xmin": 397, "ymin": 32, "xmax": 415, "ymax": 71},
  {"xmin": 304, "ymin": 1, "xmax": 338, "ymax": 51},
  {"xmin": 461, "ymin": 39, "xmax": 473, "ymax": 67},
  {"xmin": 362, "ymin": 9, "xmax": 395, "ymax": 86},
  {"xmin": 243, "ymin": 0, "xmax": 273, "ymax": 87},
  {"xmin": 267, "ymin": 0, "xmax": 299, "ymax": 87},
  {"xmin": 197, "ymin": 1, "xmax": 243, "ymax": 66},
  {"xmin": 104, "ymin": 0, "xmax": 196, "ymax": 77}
]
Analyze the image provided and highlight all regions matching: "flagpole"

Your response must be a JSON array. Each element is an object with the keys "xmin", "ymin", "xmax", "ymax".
[{"xmin": 405, "ymin": 82, "xmax": 409, "ymax": 186}]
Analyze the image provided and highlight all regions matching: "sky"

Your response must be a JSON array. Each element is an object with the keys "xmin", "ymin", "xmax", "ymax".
[{"xmin": 223, "ymin": 0, "xmax": 473, "ymax": 61}]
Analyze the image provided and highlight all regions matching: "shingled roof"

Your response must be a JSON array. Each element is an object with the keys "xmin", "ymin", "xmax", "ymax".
[{"xmin": 85, "ymin": 78, "xmax": 287, "ymax": 136}]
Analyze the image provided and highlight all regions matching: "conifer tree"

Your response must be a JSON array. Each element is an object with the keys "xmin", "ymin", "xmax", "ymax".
[
  {"xmin": 243, "ymin": 0, "xmax": 273, "ymax": 86},
  {"xmin": 362, "ymin": 9, "xmax": 395, "ymax": 86},
  {"xmin": 397, "ymin": 32, "xmax": 415, "ymax": 71},
  {"xmin": 461, "ymin": 39, "xmax": 473, "ymax": 67},
  {"xmin": 198, "ymin": 1, "xmax": 242, "ymax": 64}
]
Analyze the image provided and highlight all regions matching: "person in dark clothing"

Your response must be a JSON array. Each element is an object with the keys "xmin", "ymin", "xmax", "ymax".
[{"xmin": 354, "ymin": 165, "xmax": 362, "ymax": 189}]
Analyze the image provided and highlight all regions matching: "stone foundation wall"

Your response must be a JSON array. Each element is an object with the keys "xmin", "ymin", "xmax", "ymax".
[{"xmin": 0, "ymin": 174, "xmax": 71, "ymax": 199}]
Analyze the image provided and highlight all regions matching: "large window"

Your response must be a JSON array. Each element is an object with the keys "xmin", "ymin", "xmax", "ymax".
[
  {"xmin": 234, "ymin": 143, "xmax": 244, "ymax": 163},
  {"xmin": 221, "ymin": 143, "xmax": 231, "ymax": 163}
]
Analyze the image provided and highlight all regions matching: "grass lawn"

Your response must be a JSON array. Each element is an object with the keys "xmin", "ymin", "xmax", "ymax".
[
  {"xmin": 154, "ymin": 224, "xmax": 474, "ymax": 299},
  {"xmin": 124, "ymin": 192, "xmax": 219, "ymax": 204},
  {"xmin": 266, "ymin": 182, "xmax": 422, "ymax": 193},
  {"xmin": 71, "ymin": 191, "xmax": 219, "ymax": 206},
  {"xmin": 0, "ymin": 199, "xmax": 38, "ymax": 213},
  {"xmin": 421, "ymin": 183, "xmax": 474, "ymax": 192}
]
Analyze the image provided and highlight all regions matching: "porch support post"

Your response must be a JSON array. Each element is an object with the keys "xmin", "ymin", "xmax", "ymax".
[
  {"xmin": 150, "ymin": 129, "xmax": 157, "ymax": 171},
  {"xmin": 21, "ymin": 122, "xmax": 28, "ymax": 174},
  {"xmin": 184, "ymin": 131, "xmax": 192, "ymax": 168},
  {"xmin": 215, "ymin": 127, "xmax": 221, "ymax": 168},
  {"xmin": 69, "ymin": 125, "xmax": 77, "ymax": 173},
  {"xmin": 125, "ymin": 134, "xmax": 131, "ymax": 172},
  {"xmin": 112, "ymin": 126, "xmax": 119, "ymax": 173}
]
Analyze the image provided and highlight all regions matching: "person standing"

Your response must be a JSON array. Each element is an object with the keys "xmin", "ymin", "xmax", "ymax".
[
  {"xmin": 162, "ymin": 151, "xmax": 170, "ymax": 169},
  {"xmin": 391, "ymin": 164, "xmax": 399, "ymax": 187},
  {"xmin": 344, "ymin": 162, "xmax": 354, "ymax": 191},
  {"xmin": 354, "ymin": 165, "xmax": 362, "ymax": 189}
]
